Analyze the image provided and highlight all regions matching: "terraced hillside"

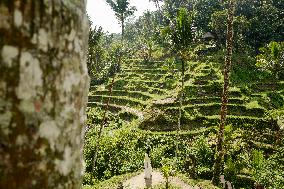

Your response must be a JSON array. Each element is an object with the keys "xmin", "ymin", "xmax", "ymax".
[
  {"xmin": 89, "ymin": 60, "xmax": 282, "ymax": 147},
  {"xmin": 87, "ymin": 59, "xmax": 283, "ymax": 188},
  {"xmin": 88, "ymin": 60, "xmax": 179, "ymax": 121}
]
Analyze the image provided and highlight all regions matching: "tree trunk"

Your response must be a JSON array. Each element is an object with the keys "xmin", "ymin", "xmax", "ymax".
[
  {"xmin": 121, "ymin": 15, "xmax": 125, "ymax": 41},
  {"xmin": 148, "ymin": 44, "xmax": 152, "ymax": 63},
  {"xmin": 155, "ymin": 1, "xmax": 162, "ymax": 24},
  {"xmin": 93, "ymin": 51, "xmax": 122, "ymax": 171},
  {"xmin": 166, "ymin": 178, "xmax": 169, "ymax": 189},
  {"xmin": 212, "ymin": 0, "xmax": 235, "ymax": 186},
  {"xmin": 0, "ymin": 1, "xmax": 89, "ymax": 188},
  {"xmin": 178, "ymin": 58, "xmax": 185, "ymax": 133},
  {"xmin": 92, "ymin": 74, "xmax": 116, "ymax": 171},
  {"xmin": 176, "ymin": 58, "xmax": 185, "ymax": 157}
]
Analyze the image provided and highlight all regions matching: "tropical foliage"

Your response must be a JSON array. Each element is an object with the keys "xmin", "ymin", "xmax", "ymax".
[{"xmin": 85, "ymin": 0, "xmax": 284, "ymax": 188}]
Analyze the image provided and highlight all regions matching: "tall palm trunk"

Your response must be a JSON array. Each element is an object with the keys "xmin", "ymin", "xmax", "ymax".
[
  {"xmin": 93, "ymin": 53, "xmax": 122, "ymax": 171},
  {"xmin": 155, "ymin": 1, "xmax": 162, "ymax": 24},
  {"xmin": 176, "ymin": 58, "xmax": 185, "ymax": 157},
  {"xmin": 212, "ymin": 0, "xmax": 235, "ymax": 186},
  {"xmin": 121, "ymin": 14, "xmax": 125, "ymax": 41}
]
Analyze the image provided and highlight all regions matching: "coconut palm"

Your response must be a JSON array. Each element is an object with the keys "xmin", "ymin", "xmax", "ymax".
[
  {"xmin": 106, "ymin": 0, "xmax": 136, "ymax": 39},
  {"xmin": 212, "ymin": 0, "xmax": 236, "ymax": 186}
]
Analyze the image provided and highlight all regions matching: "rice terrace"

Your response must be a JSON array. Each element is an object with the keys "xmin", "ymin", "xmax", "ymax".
[{"xmin": 0, "ymin": 0, "xmax": 283, "ymax": 189}]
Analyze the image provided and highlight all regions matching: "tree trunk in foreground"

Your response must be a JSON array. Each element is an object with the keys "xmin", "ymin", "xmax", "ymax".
[
  {"xmin": 0, "ymin": 1, "xmax": 89, "ymax": 188},
  {"xmin": 212, "ymin": 0, "xmax": 235, "ymax": 186}
]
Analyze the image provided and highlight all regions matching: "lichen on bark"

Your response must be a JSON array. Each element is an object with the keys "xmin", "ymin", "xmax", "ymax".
[{"xmin": 0, "ymin": 0, "xmax": 90, "ymax": 188}]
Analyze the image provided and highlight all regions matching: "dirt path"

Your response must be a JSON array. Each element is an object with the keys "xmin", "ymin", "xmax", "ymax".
[
  {"xmin": 93, "ymin": 102, "xmax": 144, "ymax": 120},
  {"xmin": 170, "ymin": 177, "xmax": 199, "ymax": 189},
  {"xmin": 123, "ymin": 106, "xmax": 144, "ymax": 120},
  {"xmin": 152, "ymin": 98, "xmax": 176, "ymax": 105},
  {"xmin": 123, "ymin": 171, "xmax": 196, "ymax": 189}
]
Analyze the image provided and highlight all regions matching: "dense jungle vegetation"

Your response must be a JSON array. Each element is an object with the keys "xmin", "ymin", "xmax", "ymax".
[{"xmin": 84, "ymin": 0, "xmax": 284, "ymax": 188}]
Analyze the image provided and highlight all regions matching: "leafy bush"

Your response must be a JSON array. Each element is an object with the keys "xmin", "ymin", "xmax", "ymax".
[
  {"xmin": 230, "ymin": 53, "xmax": 271, "ymax": 84},
  {"xmin": 83, "ymin": 172, "xmax": 96, "ymax": 185},
  {"xmin": 267, "ymin": 92, "xmax": 284, "ymax": 109},
  {"xmin": 84, "ymin": 124, "xmax": 217, "ymax": 183},
  {"xmin": 84, "ymin": 128, "xmax": 145, "ymax": 180},
  {"xmin": 139, "ymin": 109, "xmax": 177, "ymax": 131},
  {"xmin": 205, "ymin": 49, "xmax": 225, "ymax": 63},
  {"xmin": 118, "ymin": 111, "xmax": 138, "ymax": 121},
  {"xmin": 208, "ymin": 81, "xmax": 222, "ymax": 93},
  {"xmin": 187, "ymin": 136, "xmax": 214, "ymax": 179},
  {"xmin": 224, "ymin": 157, "xmax": 239, "ymax": 183},
  {"xmin": 85, "ymin": 107, "xmax": 121, "ymax": 133},
  {"xmin": 86, "ymin": 107, "xmax": 104, "ymax": 126},
  {"xmin": 161, "ymin": 158, "xmax": 177, "ymax": 189},
  {"xmin": 251, "ymin": 150, "xmax": 267, "ymax": 186},
  {"xmin": 111, "ymin": 79, "xmax": 127, "ymax": 89},
  {"xmin": 251, "ymin": 146, "xmax": 284, "ymax": 189},
  {"xmin": 256, "ymin": 41, "xmax": 284, "ymax": 79},
  {"xmin": 240, "ymin": 85, "xmax": 252, "ymax": 96}
]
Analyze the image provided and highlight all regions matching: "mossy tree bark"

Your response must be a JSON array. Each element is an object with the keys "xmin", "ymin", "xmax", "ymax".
[
  {"xmin": 0, "ymin": 1, "xmax": 89, "ymax": 188},
  {"xmin": 212, "ymin": 0, "xmax": 235, "ymax": 186}
]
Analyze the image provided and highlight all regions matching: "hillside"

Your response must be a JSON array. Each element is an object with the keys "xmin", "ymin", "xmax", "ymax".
[
  {"xmin": 1, "ymin": 0, "xmax": 283, "ymax": 188},
  {"xmin": 85, "ymin": 59, "xmax": 284, "ymax": 188},
  {"xmin": 84, "ymin": 1, "xmax": 284, "ymax": 188}
]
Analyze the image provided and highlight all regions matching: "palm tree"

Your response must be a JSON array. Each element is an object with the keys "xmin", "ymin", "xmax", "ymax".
[
  {"xmin": 212, "ymin": 0, "xmax": 235, "ymax": 186},
  {"xmin": 149, "ymin": 0, "xmax": 163, "ymax": 23},
  {"xmin": 92, "ymin": 43, "xmax": 124, "ymax": 171},
  {"xmin": 164, "ymin": 7, "xmax": 193, "ymax": 157},
  {"xmin": 106, "ymin": 0, "xmax": 136, "ymax": 39}
]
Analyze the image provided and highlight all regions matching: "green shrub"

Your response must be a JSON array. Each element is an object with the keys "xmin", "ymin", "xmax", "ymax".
[
  {"xmin": 230, "ymin": 53, "xmax": 271, "ymax": 84},
  {"xmin": 151, "ymin": 145, "xmax": 168, "ymax": 168},
  {"xmin": 240, "ymin": 85, "xmax": 252, "ymax": 96},
  {"xmin": 187, "ymin": 136, "xmax": 214, "ymax": 179},
  {"xmin": 205, "ymin": 49, "xmax": 225, "ymax": 63},
  {"xmin": 86, "ymin": 107, "xmax": 118, "ymax": 128},
  {"xmin": 84, "ymin": 128, "xmax": 145, "ymax": 180},
  {"xmin": 267, "ymin": 92, "xmax": 284, "ymax": 108},
  {"xmin": 111, "ymin": 79, "xmax": 127, "ymax": 89},
  {"xmin": 244, "ymin": 146, "xmax": 284, "ymax": 189},
  {"xmin": 161, "ymin": 158, "xmax": 176, "ymax": 189},
  {"xmin": 224, "ymin": 157, "xmax": 239, "ymax": 183},
  {"xmin": 139, "ymin": 109, "xmax": 177, "ymax": 131},
  {"xmin": 251, "ymin": 150, "xmax": 268, "ymax": 187},
  {"xmin": 118, "ymin": 111, "xmax": 138, "ymax": 121},
  {"xmin": 208, "ymin": 81, "xmax": 222, "ymax": 93},
  {"xmin": 84, "ymin": 125, "xmax": 217, "ymax": 183},
  {"xmin": 86, "ymin": 107, "xmax": 104, "ymax": 126},
  {"xmin": 256, "ymin": 41, "xmax": 284, "ymax": 80},
  {"xmin": 83, "ymin": 172, "xmax": 96, "ymax": 185}
]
